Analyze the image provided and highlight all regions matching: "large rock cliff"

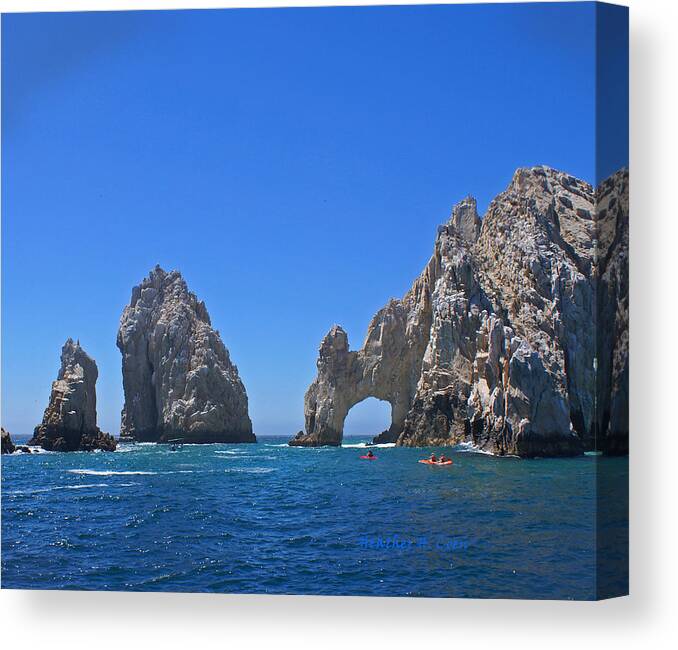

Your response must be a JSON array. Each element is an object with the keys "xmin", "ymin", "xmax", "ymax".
[
  {"xmin": 117, "ymin": 266, "xmax": 255, "ymax": 444},
  {"xmin": 290, "ymin": 167, "xmax": 628, "ymax": 456},
  {"xmin": 29, "ymin": 339, "xmax": 116, "ymax": 452}
]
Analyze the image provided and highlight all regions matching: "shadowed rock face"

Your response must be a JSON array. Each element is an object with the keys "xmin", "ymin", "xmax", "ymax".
[
  {"xmin": 1, "ymin": 427, "xmax": 15, "ymax": 454},
  {"xmin": 117, "ymin": 266, "xmax": 255, "ymax": 444},
  {"xmin": 595, "ymin": 171, "xmax": 629, "ymax": 455},
  {"xmin": 29, "ymin": 339, "xmax": 116, "ymax": 452},
  {"xmin": 290, "ymin": 166, "xmax": 629, "ymax": 456}
]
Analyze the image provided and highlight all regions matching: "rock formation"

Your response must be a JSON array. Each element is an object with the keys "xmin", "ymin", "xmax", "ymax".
[
  {"xmin": 1, "ymin": 427, "xmax": 15, "ymax": 454},
  {"xmin": 290, "ymin": 166, "xmax": 629, "ymax": 456},
  {"xmin": 117, "ymin": 266, "xmax": 255, "ymax": 444},
  {"xmin": 29, "ymin": 339, "xmax": 116, "ymax": 452}
]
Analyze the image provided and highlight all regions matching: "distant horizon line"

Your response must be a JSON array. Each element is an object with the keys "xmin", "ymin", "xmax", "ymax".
[{"xmin": 5, "ymin": 431, "xmax": 372, "ymax": 440}]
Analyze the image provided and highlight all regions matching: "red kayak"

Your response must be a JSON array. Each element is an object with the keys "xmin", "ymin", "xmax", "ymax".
[
  {"xmin": 418, "ymin": 459, "xmax": 453, "ymax": 466},
  {"xmin": 360, "ymin": 455, "xmax": 377, "ymax": 460}
]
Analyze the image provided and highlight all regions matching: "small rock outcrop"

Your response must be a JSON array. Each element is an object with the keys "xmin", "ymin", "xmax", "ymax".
[
  {"xmin": 1, "ymin": 427, "xmax": 15, "ymax": 454},
  {"xmin": 29, "ymin": 339, "xmax": 116, "ymax": 452},
  {"xmin": 117, "ymin": 266, "xmax": 255, "ymax": 444},
  {"xmin": 290, "ymin": 166, "xmax": 629, "ymax": 456}
]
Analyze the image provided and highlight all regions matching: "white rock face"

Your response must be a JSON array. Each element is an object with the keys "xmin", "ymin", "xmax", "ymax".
[
  {"xmin": 117, "ymin": 266, "xmax": 255, "ymax": 443},
  {"xmin": 291, "ymin": 167, "xmax": 628, "ymax": 456}
]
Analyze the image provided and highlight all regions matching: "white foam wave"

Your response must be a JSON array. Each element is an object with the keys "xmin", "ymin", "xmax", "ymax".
[
  {"xmin": 224, "ymin": 467, "xmax": 274, "ymax": 474},
  {"xmin": 67, "ymin": 469, "xmax": 157, "ymax": 476},
  {"xmin": 63, "ymin": 483, "xmax": 109, "ymax": 489},
  {"xmin": 215, "ymin": 454, "xmax": 275, "ymax": 460},
  {"xmin": 10, "ymin": 446, "xmax": 55, "ymax": 455},
  {"xmin": 451, "ymin": 441, "xmax": 495, "ymax": 456},
  {"xmin": 10, "ymin": 483, "xmax": 108, "ymax": 494},
  {"xmin": 342, "ymin": 442, "xmax": 396, "ymax": 449},
  {"xmin": 7, "ymin": 482, "xmax": 140, "ymax": 495}
]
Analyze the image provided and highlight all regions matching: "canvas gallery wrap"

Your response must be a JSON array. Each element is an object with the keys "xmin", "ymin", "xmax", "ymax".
[{"xmin": 1, "ymin": 2, "xmax": 629, "ymax": 600}]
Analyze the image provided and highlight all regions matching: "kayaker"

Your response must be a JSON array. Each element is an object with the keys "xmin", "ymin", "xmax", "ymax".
[
  {"xmin": 429, "ymin": 453, "xmax": 438, "ymax": 463},
  {"xmin": 367, "ymin": 450, "xmax": 374, "ymax": 458},
  {"xmin": 439, "ymin": 454, "xmax": 449, "ymax": 464}
]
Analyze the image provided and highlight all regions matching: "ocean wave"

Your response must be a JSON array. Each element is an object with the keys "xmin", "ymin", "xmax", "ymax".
[
  {"xmin": 10, "ymin": 446, "xmax": 55, "ymax": 455},
  {"xmin": 453, "ymin": 441, "xmax": 518, "ymax": 458},
  {"xmin": 67, "ymin": 469, "xmax": 157, "ymax": 476},
  {"xmin": 9, "ymin": 483, "xmax": 108, "ymax": 494},
  {"xmin": 7, "ymin": 482, "xmax": 140, "ymax": 495},
  {"xmin": 342, "ymin": 442, "xmax": 396, "ymax": 449},
  {"xmin": 224, "ymin": 467, "xmax": 274, "ymax": 474},
  {"xmin": 214, "ymin": 450, "xmax": 243, "ymax": 455},
  {"xmin": 63, "ymin": 482, "xmax": 109, "ymax": 489},
  {"xmin": 450, "ymin": 441, "xmax": 495, "ymax": 456},
  {"xmin": 215, "ymin": 454, "xmax": 275, "ymax": 460}
]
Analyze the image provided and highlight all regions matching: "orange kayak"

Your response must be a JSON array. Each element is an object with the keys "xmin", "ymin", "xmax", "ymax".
[{"xmin": 418, "ymin": 459, "xmax": 453, "ymax": 466}]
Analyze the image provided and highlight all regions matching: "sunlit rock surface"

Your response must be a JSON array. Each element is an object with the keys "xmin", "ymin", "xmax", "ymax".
[
  {"xmin": 29, "ymin": 339, "xmax": 116, "ymax": 452},
  {"xmin": 290, "ymin": 167, "xmax": 629, "ymax": 456},
  {"xmin": 117, "ymin": 266, "xmax": 255, "ymax": 444}
]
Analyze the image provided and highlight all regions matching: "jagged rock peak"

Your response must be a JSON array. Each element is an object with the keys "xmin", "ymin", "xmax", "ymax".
[
  {"xmin": 29, "ymin": 339, "xmax": 115, "ymax": 452},
  {"xmin": 291, "ymin": 167, "xmax": 628, "ymax": 457},
  {"xmin": 117, "ymin": 266, "xmax": 255, "ymax": 444},
  {"xmin": 321, "ymin": 325, "xmax": 349, "ymax": 354},
  {"xmin": 449, "ymin": 195, "xmax": 481, "ymax": 244},
  {"xmin": 129, "ymin": 265, "xmax": 212, "ymax": 326},
  {"xmin": 509, "ymin": 165, "xmax": 593, "ymax": 195}
]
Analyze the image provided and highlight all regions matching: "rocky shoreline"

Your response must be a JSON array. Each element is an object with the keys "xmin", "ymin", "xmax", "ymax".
[{"xmin": 290, "ymin": 166, "xmax": 629, "ymax": 457}]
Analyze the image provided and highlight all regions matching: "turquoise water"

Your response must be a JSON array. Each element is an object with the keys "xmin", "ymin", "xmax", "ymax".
[{"xmin": 1, "ymin": 435, "xmax": 628, "ymax": 599}]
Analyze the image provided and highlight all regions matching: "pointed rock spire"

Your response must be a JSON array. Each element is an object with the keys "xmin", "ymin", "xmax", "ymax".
[
  {"xmin": 29, "ymin": 339, "xmax": 115, "ymax": 451},
  {"xmin": 117, "ymin": 266, "xmax": 255, "ymax": 444}
]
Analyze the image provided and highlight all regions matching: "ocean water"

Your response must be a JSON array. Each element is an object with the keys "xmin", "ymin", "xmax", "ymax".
[{"xmin": 1, "ymin": 435, "xmax": 628, "ymax": 599}]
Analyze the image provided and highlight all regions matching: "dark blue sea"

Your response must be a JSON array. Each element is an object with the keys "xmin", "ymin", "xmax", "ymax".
[{"xmin": 1, "ymin": 435, "xmax": 628, "ymax": 599}]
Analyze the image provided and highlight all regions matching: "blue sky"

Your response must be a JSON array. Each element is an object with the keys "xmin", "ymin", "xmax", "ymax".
[{"xmin": 1, "ymin": 3, "xmax": 628, "ymax": 437}]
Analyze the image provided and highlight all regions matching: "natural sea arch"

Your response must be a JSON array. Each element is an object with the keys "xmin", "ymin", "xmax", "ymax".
[{"xmin": 292, "ymin": 322, "xmax": 424, "ymax": 447}]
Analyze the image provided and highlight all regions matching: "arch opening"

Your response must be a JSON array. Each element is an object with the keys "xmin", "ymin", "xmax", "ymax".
[{"xmin": 343, "ymin": 397, "xmax": 392, "ymax": 440}]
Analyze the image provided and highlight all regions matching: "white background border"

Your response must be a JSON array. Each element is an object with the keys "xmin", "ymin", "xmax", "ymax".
[{"xmin": 1, "ymin": 1, "xmax": 676, "ymax": 648}]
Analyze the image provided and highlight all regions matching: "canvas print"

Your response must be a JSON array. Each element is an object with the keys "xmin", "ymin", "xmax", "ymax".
[{"xmin": 1, "ymin": 2, "xmax": 629, "ymax": 600}]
